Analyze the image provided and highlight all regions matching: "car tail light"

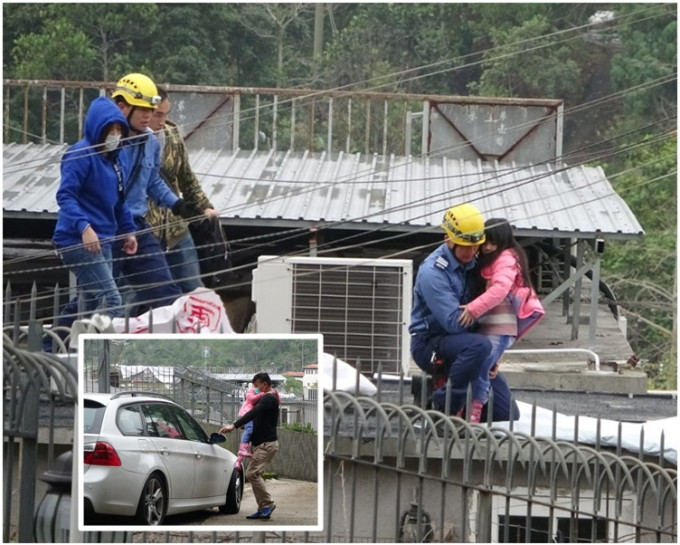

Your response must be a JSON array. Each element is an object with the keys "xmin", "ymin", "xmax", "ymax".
[{"xmin": 84, "ymin": 442, "xmax": 122, "ymax": 466}]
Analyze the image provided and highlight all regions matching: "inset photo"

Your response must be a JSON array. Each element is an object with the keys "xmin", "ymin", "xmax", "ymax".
[{"xmin": 77, "ymin": 333, "xmax": 323, "ymax": 533}]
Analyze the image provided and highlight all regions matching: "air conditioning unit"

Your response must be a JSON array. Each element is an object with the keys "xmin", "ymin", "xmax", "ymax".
[{"xmin": 252, "ymin": 255, "xmax": 413, "ymax": 376}]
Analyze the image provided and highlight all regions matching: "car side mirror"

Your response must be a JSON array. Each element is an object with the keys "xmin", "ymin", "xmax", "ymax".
[{"xmin": 209, "ymin": 432, "xmax": 226, "ymax": 444}]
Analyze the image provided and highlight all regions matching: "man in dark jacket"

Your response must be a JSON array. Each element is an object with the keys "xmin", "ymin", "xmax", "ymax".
[{"xmin": 220, "ymin": 372, "xmax": 280, "ymax": 520}]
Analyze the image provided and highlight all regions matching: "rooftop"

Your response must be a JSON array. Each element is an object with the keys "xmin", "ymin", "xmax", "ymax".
[{"xmin": 3, "ymin": 143, "xmax": 643, "ymax": 240}]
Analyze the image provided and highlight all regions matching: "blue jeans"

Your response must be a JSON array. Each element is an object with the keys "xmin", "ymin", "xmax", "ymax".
[
  {"xmin": 112, "ymin": 218, "xmax": 182, "ymax": 313},
  {"xmin": 241, "ymin": 420, "xmax": 254, "ymax": 444},
  {"xmin": 165, "ymin": 232, "xmax": 204, "ymax": 293},
  {"xmin": 411, "ymin": 331, "xmax": 490, "ymax": 414},
  {"xmin": 410, "ymin": 331, "xmax": 519, "ymax": 422},
  {"xmin": 473, "ymin": 334, "xmax": 515, "ymax": 403},
  {"xmin": 57, "ymin": 244, "xmax": 122, "ymax": 319}
]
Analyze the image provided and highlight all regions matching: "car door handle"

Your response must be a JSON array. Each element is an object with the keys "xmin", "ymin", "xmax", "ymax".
[{"xmin": 159, "ymin": 447, "xmax": 169, "ymax": 456}]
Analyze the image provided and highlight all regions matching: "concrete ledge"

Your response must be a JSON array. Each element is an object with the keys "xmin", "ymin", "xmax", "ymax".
[{"xmin": 501, "ymin": 362, "xmax": 648, "ymax": 394}]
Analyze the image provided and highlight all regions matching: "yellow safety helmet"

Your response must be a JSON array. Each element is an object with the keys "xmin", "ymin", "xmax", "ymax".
[
  {"xmin": 441, "ymin": 203, "xmax": 486, "ymax": 246},
  {"xmin": 111, "ymin": 73, "xmax": 161, "ymax": 109}
]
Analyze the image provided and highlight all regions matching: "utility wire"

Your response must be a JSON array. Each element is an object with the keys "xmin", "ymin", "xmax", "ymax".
[
  {"xmin": 3, "ymin": 5, "xmax": 675, "ymax": 318},
  {"xmin": 3, "ymin": 3, "xmax": 674, "ymax": 159},
  {"xmin": 4, "ymin": 109, "xmax": 674, "ymax": 278}
]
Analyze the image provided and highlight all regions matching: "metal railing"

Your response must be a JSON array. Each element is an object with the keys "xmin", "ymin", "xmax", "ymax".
[
  {"xmin": 4, "ymin": 317, "xmax": 677, "ymax": 542},
  {"xmin": 3, "ymin": 79, "xmax": 431, "ymax": 156},
  {"xmin": 3, "ymin": 78, "xmax": 561, "ymax": 158}
]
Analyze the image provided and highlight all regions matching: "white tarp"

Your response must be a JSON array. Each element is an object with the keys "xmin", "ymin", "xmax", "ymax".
[
  {"xmin": 494, "ymin": 401, "xmax": 677, "ymax": 464},
  {"xmin": 320, "ymin": 352, "xmax": 377, "ymax": 396}
]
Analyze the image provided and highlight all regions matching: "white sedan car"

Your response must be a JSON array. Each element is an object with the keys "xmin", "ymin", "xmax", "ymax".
[{"xmin": 83, "ymin": 391, "xmax": 242, "ymax": 525}]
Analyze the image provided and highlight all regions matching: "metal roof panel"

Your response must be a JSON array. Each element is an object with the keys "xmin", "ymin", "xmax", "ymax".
[{"xmin": 3, "ymin": 144, "xmax": 644, "ymax": 239}]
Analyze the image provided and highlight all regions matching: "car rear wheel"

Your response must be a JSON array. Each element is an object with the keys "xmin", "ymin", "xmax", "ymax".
[
  {"xmin": 219, "ymin": 467, "xmax": 243, "ymax": 514},
  {"xmin": 136, "ymin": 473, "xmax": 167, "ymax": 525}
]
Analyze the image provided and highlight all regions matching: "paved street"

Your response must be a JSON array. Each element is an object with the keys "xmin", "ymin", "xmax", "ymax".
[
  {"xmin": 189, "ymin": 477, "xmax": 320, "ymax": 528},
  {"xmin": 86, "ymin": 477, "xmax": 319, "ymax": 534}
]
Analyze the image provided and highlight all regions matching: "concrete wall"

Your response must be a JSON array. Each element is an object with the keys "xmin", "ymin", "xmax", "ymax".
[{"xmin": 204, "ymin": 424, "xmax": 318, "ymax": 482}]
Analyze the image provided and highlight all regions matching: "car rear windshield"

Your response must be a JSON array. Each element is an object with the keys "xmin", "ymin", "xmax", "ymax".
[{"xmin": 84, "ymin": 399, "xmax": 106, "ymax": 434}]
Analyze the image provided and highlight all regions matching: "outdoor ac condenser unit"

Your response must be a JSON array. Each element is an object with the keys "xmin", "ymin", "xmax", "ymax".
[{"xmin": 252, "ymin": 255, "xmax": 413, "ymax": 376}]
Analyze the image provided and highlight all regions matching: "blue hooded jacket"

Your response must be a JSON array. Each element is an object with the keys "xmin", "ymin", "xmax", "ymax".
[
  {"xmin": 53, "ymin": 97, "xmax": 136, "ymax": 249},
  {"xmin": 409, "ymin": 243, "xmax": 480, "ymax": 337},
  {"xmin": 120, "ymin": 128, "xmax": 178, "ymax": 219}
]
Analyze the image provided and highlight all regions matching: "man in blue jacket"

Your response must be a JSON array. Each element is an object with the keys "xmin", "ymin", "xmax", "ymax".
[
  {"xmin": 110, "ymin": 73, "xmax": 202, "ymax": 313},
  {"xmin": 409, "ymin": 203, "xmax": 519, "ymax": 422}
]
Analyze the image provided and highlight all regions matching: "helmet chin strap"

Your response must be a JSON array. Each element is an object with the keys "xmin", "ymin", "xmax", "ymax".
[{"xmin": 126, "ymin": 106, "xmax": 140, "ymax": 133}]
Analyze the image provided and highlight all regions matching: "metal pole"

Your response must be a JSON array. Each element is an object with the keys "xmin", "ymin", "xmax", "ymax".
[{"xmin": 589, "ymin": 254, "xmax": 601, "ymax": 346}]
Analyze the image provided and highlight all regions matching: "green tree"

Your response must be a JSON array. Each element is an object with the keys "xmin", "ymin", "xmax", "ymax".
[
  {"xmin": 601, "ymin": 135, "xmax": 677, "ymax": 389},
  {"xmin": 238, "ymin": 3, "xmax": 315, "ymax": 87},
  {"xmin": 609, "ymin": 4, "xmax": 676, "ymax": 123},
  {"xmin": 469, "ymin": 14, "xmax": 586, "ymax": 101},
  {"xmin": 146, "ymin": 4, "xmax": 240, "ymax": 85},
  {"xmin": 7, "ymin": 4, "xmax": 159, "ymax": 81},
  {"xmin": 10, "ymin": 17, "xmax": 96, "ymax": 80},
  {"xmin": 284, "ymin": 376, "xmax": 304, "ymax": 397}
]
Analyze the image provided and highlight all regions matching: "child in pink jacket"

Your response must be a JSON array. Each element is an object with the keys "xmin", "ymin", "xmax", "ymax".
[
  {"xmin": 458, "ymin": 218, "xmax": 545, "ymax": 422},
  {"xmin": 233, "ymin": 384, "xmax": 280, "ymax": 470}
]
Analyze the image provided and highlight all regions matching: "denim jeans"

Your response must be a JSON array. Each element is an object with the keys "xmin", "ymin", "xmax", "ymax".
[
  {"xmin": 410, "ymin": 331, "xmax": 519, "ymax": 422},
  {"xmin": 411, "ymin": 331, "xmax": 490, "ymax": 414},
  {"xmin": 241, "ymin": 421, "xmax": 254, "ymax": 444},
  {"xmin": 473, "ymin": 334, "xmax": 515, "ymax": 403},
  {"xmin": 165, "ymin": 232, "xmax": 204, "ymax": 293},
  {"xmin": 112, "ymin": 218, "xmax": 182, "ymax": 313},
  {"xmin": 58, "ymin": 244, "xmax": 122, "ymax": 319}
]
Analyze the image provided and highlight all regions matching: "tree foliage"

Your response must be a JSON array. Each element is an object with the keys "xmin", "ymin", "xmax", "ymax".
[
  {"xmin": 110, "ymin": 338, "xmax": 318, "ymax": 375},
  {"xmin": 610, "ymin": 4, "xmax": 677, "ymax": 121},
  {"xmin": 469, "ymin": 14, "xmax": 587, "ymax": 102}
]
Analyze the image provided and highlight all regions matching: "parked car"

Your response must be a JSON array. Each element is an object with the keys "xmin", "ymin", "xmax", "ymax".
[{"xmin": 83, "ymin": 391, "xmax": 242, "ymax": 525}]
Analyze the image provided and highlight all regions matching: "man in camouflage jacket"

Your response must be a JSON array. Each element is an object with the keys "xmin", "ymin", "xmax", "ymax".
[{"xmin": 146, "ymin": 88, "xmax": 217, "ymax": 293}]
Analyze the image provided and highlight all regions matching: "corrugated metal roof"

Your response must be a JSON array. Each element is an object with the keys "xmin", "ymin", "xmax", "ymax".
[{"xmin": 3, "ymin": 143, "xmax": 643, "ymax": 239}]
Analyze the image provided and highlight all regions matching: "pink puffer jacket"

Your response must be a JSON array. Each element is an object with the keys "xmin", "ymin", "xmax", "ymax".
[{"xmin": 466, "ymin": 249, "xmax": 545, "ymax": 339}]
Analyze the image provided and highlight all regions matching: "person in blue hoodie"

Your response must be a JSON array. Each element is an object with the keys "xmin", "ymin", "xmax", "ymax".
[
  {"xmin": 110, "ymin": 73, "xmax": 200, "ymax": 313},
  {"xmin": 52, "ymin": 96, "xmax": 138, "ymax": 323}
]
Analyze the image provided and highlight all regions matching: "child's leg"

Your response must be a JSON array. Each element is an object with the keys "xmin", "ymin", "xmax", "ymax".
[
  {"xmin": 234, "ymin": 422, "xmax": 255, "ymax": 468},
  {"xmin": 237, "ymin": 421, "xmax": 254, "ymax": 458},
  {"xmin": 472, "ymin": 335, "xmax": 515, "ymax": 404},
  {"xmin": 469, "ymin": 335, "xmax": 514, "ymax": 423}
]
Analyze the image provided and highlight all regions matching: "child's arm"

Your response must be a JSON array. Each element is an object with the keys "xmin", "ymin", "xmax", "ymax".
[{"xmin": 245, "ymin": 389, "xmax": 266, "ymax": 405}]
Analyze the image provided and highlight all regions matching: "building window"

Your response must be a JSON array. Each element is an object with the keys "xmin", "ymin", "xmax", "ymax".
[{"xmin": 498, "ymin": 515, "xmax": 607, "ymax": 543}]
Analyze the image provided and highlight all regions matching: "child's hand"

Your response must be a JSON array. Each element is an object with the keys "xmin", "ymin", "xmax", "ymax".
[
  {"xmin": 458, "ymin": 306, "xmax": 476, "ymax": 328},
  {"xmin": 488, "ymin": 363, "xmax": 499, "ymax": 379}
]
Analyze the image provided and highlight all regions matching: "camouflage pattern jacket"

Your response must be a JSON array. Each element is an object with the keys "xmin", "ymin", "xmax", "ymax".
[{"xmin": 145, "ymin": 120, "xmax": 213, "ymax": 249}]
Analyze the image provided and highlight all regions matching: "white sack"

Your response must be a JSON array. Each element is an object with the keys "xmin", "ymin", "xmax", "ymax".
[{"xmin": 111, "ymin": 288, "xmax": 234, "ymax": 334}]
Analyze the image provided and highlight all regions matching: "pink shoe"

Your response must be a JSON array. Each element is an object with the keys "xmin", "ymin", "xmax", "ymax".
[
  {"xmin": 234, "ymin": 457, "xmax": 242, "ymax": 471},
  {"xmin": 468, "ymin": 400, "xmax": 484, "ymax": 423}
]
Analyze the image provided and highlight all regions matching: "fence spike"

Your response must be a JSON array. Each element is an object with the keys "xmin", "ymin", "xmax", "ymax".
[
  {"xmin": 355, "ymin": 357, "xmax": 362, "ymax": 397},
  {"xmin": 29, "ymin": 282, "xmax": 37, "ymax": 321},
  {"xmin": 4, "ymin": 281, "xmax": 11, "ymax": 325}
]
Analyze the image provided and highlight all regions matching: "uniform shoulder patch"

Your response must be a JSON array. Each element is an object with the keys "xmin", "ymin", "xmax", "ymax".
[{"xmin": 435, "ymin": 256, "xmax": 448, "ymax": 270}]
